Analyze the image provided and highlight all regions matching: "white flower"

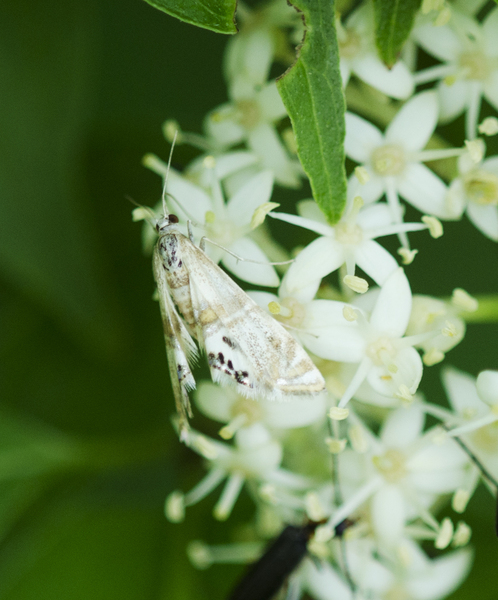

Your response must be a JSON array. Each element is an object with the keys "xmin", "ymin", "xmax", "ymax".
[
  {"xmin": 345, "ymin": 92, "xmax": 461, "ymax": 232},
  {"xmin": 194, "ymin": 380, "xmax": 327, "ymax": 438},
  {"xmin": 447, "ymin": 151, "xmax": 498, "ymax": 240},
  {"xmin": 338, "ymin": 3, "xmax": 414, "ymax": 99},
  {"xmin": 166, "ymin": 424, "xmax": 288, "ymax": 521},
  {"xmin": 139, "ymin": 155, "xmax": 280, "ymax": 286},
  {"xmin": 333, "ymin": 405, "xmax": 468, "ymax": 546},
  {"xmin": 413, "ymin": 7, "xmax": 498, "ymax": 139},
  {"xmin": 269, "ymin": 196, "xmax": 431, "ymax": 290},
  {"xmin": 204, "ymin": 76, "xmax": 300, "ymax": 187},
  {"xmin": 406, "ymin": 294, "xmax": 467, "ymax": 366},
  {"xmin": 442, "ymin": 367, "xmax": 498, "ymax": 481},
  {"xmin": 306, "ymin": 537, "xmax": 472, "ymax": 600}
]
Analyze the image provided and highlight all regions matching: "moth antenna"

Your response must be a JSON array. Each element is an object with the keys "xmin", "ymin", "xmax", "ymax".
[{"xmin": 162, "ymin": 129, "xmax": 179, "ymax": 215}]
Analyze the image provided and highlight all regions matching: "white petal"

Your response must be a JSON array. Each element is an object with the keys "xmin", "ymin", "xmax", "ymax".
[
  {"xmin": 167, "ymin": 171, "xmax": 213, "ymax": 222},
  {"xmin": 357, "ymin": 202, "xmax": 393, "ymax": 229},
  {"xmin": 340, "ymin": 59, "xmax": 352, "ymax": 87},
  {"xmin": 437, "ymin": 79, "xmax": 469, "ymax": 122},
  {"xmin": 247, "ymin": 290, "xmax": 279, "ymax": 310},
  {"xmin": 370, "ymin": 268, "xmax": 412, "ymax": 336},
  {"xmin": 355, "ymin": 240, "xmax": 399, "ymax": 286},
  {"xmin": 194, "ymin": 381, "xmax": 235, "ymax": 422},
  {"xmin": 367, "ymin": 347, "xmax": 422, "ymax": 397},
  {"xmin": 482, "ymin": 156, "xmax": 498, "ymax": 174},
  {"xmin": 280, "ymin": 271, "xmax": 321, "ymax": 305},
  {"xmin": 381, "ymin": 404, "xmax": 424, "ymax": 448},
  {"xmin": 476, "ymin": 370, "xmax": 498, "ymax": 406},
  {"xmin": 406, "ymin": 548, "xmax": 473, "ymax": 600},
  {"xmin": 204, "ymin": 104, "xmax": 246, "ymax": 146},
  {"xmin": 345, "ymin": 112, "xmax": 384, "ymax": 163},
  {"xmin": 247, "ymin": 124, "xmax": 300, "ymax": 188},
  {"xmin": 352, "ymin": 55, "xmax": 414, "ymax": 100},
  {"xmin": 386, "ymin": 92, "xmax": 438, "ymax": 152},
  {"xmin": 445, "ymin": 178, "xmax": 467, "ymax": 219},
  {"xmin": 408, "ymin": 437, "xmax": 468, "ymax": 473},
  {"xmin": 297, "ymin": 199, "xmax": 329, "ymax": 224},
  {"xmin": 262, "ymin": 394, "xmax": 327, "ymax": 429},
  {"xmin": 302, "ymin": 559, "xmax": 354, "ymax": 600},
  {"xmin": 483, "ymin": 70, "xmax": 498, "ymax": 111},
  {"xmin": 283, "ymin": 237, "xmax": 344, "ymax": 292},
  {"xmin": 397, "ymin": 163, "xmax": 449, "ymax": 218},
  {"xmin": 371, "ymin": 484, "xmax": 406, "ymax": 544},
  {"xmin": 466, "ymin": 200, "xmax": 498, "ymax": 241},
  {"xmin": 441, "ymin": 366, "xmax": 488, "ymax": 418},
  {"xmin": 483, "ymin": 8, "xmax": 498, "ymax": 56},
  {"xmin": 413, "ymin": 22, "xmax": 463, "ymax": 61},
  {"xmin": 258, "ymin": 81, "xmax": 288, "ymax": 122},
  {"xmin": 269, "ymin": 211, "xmax": 334, "ymax": 236},
  {"xmin": 347, "ymin": 169, "xmax": 386, "ymax": 204},
  {"xmin": 239, "ymin": 29, "xmax": 274, "ymax": 87},
  {"xmin": 227, "ymin": 170, "xmax": 274, "ymax": 226},
  {"xmin": 223, "ymin": 237, "xmax": 279, "ymax": 287},
  {"xmin": 303, "ymin": 302, "xmax": 366, "ymax": 362},
  {"xmin": 213, "ymin": 152, "xmax": 259, "ymax": 180}
]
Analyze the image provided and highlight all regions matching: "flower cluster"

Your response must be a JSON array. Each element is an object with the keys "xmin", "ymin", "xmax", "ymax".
[{"xmin": 137, "ymin": 1, "xmax": 498, "ymax": 598}]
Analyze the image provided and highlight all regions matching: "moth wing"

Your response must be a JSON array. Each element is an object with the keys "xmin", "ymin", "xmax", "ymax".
[
  {"xmin": 153, "ymin": 246, "xmax": 198, "ymax": 436},
  {"xmin": 181, "ymin": 241, "xmax": 325, "ymax": 399}
]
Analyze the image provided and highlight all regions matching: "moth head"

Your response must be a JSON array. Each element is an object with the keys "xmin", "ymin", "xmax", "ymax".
[{"xmin": 155, "ymin": 213, "xmax": 179, "ymax": 233}]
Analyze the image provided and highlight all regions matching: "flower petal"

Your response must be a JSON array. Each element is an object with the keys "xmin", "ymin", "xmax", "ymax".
[
  {"xmin": 381, "ymin": 404, "xmax": 424, "ymax": 448},
  {"xmin": 347, "ymin": 169, "xmax": 386, "ymax": 204},
  {"xmin": 442, "ymin": 366, "xmax": 489, "ymax": 417},
  {"xmin": 371, "ymin": 484, "xmax": 406, "ymax": 544},
  {"xmin": 247, "ymin": 123, "xmax": 300, "ymax": 188},
  {"xmin": 476, "ymin": 370, "xmax": 498, "ymax": 407},
  {"xmin": 167, "ymin": 171, "xmax": 214, "ymax": 222},
  {"xmin": 227, "ymin": 170, "xmax": 274, "ymax": 226},
  {"xmin": 466, "ymin": 202, "xmax": 498, "ymax": 241},
  {"xmin": 370, "ymin": 268, "xmax": 412, "ymax": 336},
  {"xmin": 483, "ymin": 70, "xmax": 498, "ymax": 111},
  {"xmin": 397, "ymin": 163, "xmax": 449, "ymax": 218},
  {"xmin": 205, "ymin": 103, "xmax": 246, "ymax": 147},
  {"xmin": 352, "ymin": 55, "xmax": 414, "ymax": 100},
  {"xmin": 437, "ymin": 79, "xmax": 469, "ymax": 122},
  {"xmin": 386, "ymin": 92, "xmax": 438, "ymax": 152},
  {"xmin": 345, "ymin": 112, "xmax": 384, "ymax": 163},
  {"xmin": 355, "ymin": 239, "xmax": 399, "ymax": 286},
  {"xmin": 258, "ymin": 81, "xmax": 288, "ymax": 122},
  {"xmin": 283, "ymin": 237, "xmax": 344, "ymax": 292},
  {"xmin": 483, "ymin": 7, "xmax": 498, "ymax": 56},
  {"xmin": 413, "ymin": 22, "xmax": 463, "ymax": 62},
  {"xmin": 223, "ymin": 237, "xmax": 279, "ymax": 287}
]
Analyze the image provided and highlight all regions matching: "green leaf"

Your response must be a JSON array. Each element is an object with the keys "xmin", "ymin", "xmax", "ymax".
[
  {"xmin": 276, "ymin": 0, "xmax": 347, "ymax": 225},
  {"xmin": 143, "ymin": 0, "xmax": 237, "ymax": 34},
  {"xmin": 372, "ymin": 0, "xmax": 422, "ymax": 67}
]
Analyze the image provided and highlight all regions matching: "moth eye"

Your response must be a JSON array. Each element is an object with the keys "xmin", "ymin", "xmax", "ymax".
[{"xmin": 168, "ymin": 214, "xmax": 179, "ymax": 224}]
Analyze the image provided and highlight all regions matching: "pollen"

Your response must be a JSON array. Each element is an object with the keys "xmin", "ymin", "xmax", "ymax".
[
  {"xmin": 272, "ymin": 297, "xmax": 306, "ymax": 328},
  {"xmin": 236, "ymin": 99, "xmax": 261, "ymax": 130},
  {"xmin": 459, "ymin": 51, "xmax": 490, "ymax": 81}
]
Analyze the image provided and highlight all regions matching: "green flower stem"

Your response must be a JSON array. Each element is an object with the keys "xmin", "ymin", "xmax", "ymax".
[{"xmin": 461, "ymin": 295, "xmax": 498, "ymax": 323}]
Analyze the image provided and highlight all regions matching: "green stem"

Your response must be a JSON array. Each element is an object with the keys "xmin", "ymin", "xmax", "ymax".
[{"xmin": 462, "ymin": 295, "xmax": 498, "ymax": 323}]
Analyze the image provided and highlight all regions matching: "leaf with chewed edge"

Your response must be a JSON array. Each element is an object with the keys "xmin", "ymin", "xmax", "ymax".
[
  {"xmin": 143, "ymin": 0, "xmax": 237, "ymax": 34},
  {"xmin": 277, "ymin": 0, "xmax": 346, "ymax": 225}
]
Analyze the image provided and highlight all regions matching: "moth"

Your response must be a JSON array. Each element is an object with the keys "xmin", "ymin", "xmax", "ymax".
[{"xmin": 152, "ymin": 210, "xmax": 326, "ymax": 440}]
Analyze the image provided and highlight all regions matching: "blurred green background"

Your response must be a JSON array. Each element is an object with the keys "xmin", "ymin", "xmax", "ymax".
[{"xmin": 0, "ymin": 0, "xmax": 497, "ymax": 598}]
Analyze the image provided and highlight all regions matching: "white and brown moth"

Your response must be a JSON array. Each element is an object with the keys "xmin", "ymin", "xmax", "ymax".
[{"xmin": 152, "ymin": 209, "xmax": 326, "ymax": 441}]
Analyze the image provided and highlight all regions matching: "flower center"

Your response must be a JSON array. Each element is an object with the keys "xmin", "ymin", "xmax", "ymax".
[
  {"xmin": 372, "ymin": 449, "xmax": 407, "ymax": 482},
  {"xmin": 274, "ymin": 297, "xmax": 306, "ymax": 329},
  {"xmin": 384, "ymin": 585, "xmax": 411, "ymax": 600},
  {"xmin": 463, "ymin": 169, "xmax": 498, "ymax": 205},
  {"xmin": 335, "ymin": 222, "xmax": 363, "ymax": 245},
  {"xmin": 235, "ymin": 99, "xmax": 261, "ymax": 130},
  {"xmin": 371, "ymin": 144, "xmax": 406, "ymax": 176},
  {"xmin": 459, "ymin": 51, "xmax": 490, "ymax": 81}
]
